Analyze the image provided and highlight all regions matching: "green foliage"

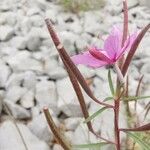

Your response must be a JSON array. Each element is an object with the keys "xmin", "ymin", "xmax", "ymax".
[
  {"xmin": 84, "ymin": 107, "xmax": 107, "ymax": 123},
  {"xmin": 125, "ymin": 132, "xmax": 150, "ymax": 150},
  {"xmin": 59, "ymin": 0, "xmax": 105, "ymax": 13},
  {"xmin": 108, "ymin": 69, "xmax": 115, "ymax": 96}
]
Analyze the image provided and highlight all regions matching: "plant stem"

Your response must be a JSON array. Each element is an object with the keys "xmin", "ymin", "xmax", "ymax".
[{"xmin": 114, "ymin": 99, "xmax": 121, "ymax": 150}]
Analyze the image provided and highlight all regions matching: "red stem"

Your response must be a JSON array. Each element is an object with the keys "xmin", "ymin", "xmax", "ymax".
[{"xmin": 114, "ymin": 100, "xmax": 121, "ymax": 150}]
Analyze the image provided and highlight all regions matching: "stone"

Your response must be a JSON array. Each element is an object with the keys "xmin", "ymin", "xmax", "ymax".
[
  {"xmin": 44, "ymin": 58, "xmax": 67, "ymax": 79},
  {"xmin": 56, "ymin": 77, "xmax": 91, "ymax": 117},
  {"xmin": 139, "ymin": 0, "xmax": 150, "ymax": 7},
  {"xmin": 6, "ymin": 73, "xmax": 25, "ymax": 88},
  {"xmin": 6, "ymin": 51, "xmax": 43, "ymax": 72},
  {"xmin": 26, "ymin": 34, "xmax": 41, "ymax": 51},
  {"xmin": 71, "ymin": 123, "xmax": 98, "ymax": 147},
  {"xmin": 22, "ymin": 71, "xmax": 37, "ymax": 89},
  {"xmin": 77, "ymin": 65, "xmax": 95, "ymax": 78},
  {"xmin": 4, "ymin": 101, "xmax": 31, "ymax": 119},
  {"xmin": 5, "ymin": 86, "xmax": 28, "ymax": 103},
  {"xmin": 64, "ymin": 117, "xmax": 82, "ymax": 131},
  {"xmin": 75, "ymin": 38, "xmax": 88, "ymax": 51},
  {"xmin": 35, "ymin": 79, "xmax": 58, "ymax": 113},
  {"xmin": 28, "ymin": 111, "xmax": 59, "ymax": 142},
  {"xmin": 48, "ymin": 67, "xmax": 67, "ymax": 79},
  {"xmin": 53, "ymin": 144, "xmax": 63, "ymax": 150},
  {"xmin": 10, "ymin": 36, "xmax": 27, "ymax": 50},
  {"xmin": 59, "ymin": 31, "xmax": 78, "ymax": 54},
  {"xmin": 0, "ymin": 120, "xmax": 50, "ymax": 150},
  {"xmin": 127, "ymin": 0, "xmax": 138, "ymax": 8},
  {"xmin": 0, "ymin": 25, "xmax": 14, "ymax": 41},
  {"xmin": 30, "ymin": 15, "xmax": 44, "ymax": 27},
  {"xmin": 20, "ymin": 90, "xmax": 35, "ymax": 109},
  {"xmin": 0, "ymin": 61, "xmax": 11, "ymax": 88}
]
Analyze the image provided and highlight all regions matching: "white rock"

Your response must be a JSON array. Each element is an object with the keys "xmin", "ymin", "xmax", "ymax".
[
  {"xmin": 53, "ymin": 144, "xmax": 63, "ymax": 150},
  {"xmin": 48, "ymin": 67, "xmax": 67, "ymax": 79},
  {"xmin": 20, "ymin": 90, "xmax": 35, "ymax": 109},
  {"xmin": 45, "ymin": 8, "xmax": 59, "ymax": 23},
  {"xmin": 30, "ymin": 106, "xmax": 40, "ymax": 117},
  {"xmin": 35, "ymin": 80, "xmax": 58, "ymax": 113},
  {"xmin": 23, "ymin": 71, "xmax": 36, "ymax": 89},
  {"xmin": 6, "ymin": 51, "xmax": 43, "ymax": 72},
  {"xmin": 44, "ymin": 58, "xmax": 67, "ymax": 79},
  {"xmin": 26, "ymin": 34, "xmax": 41, "ymax": 51},
  {"xmin": 27, "ymin": 7, "xmax": 41, "ymax": 16},
  {"xmin": 30, "ymin": 15, "xmax": 44, "ymax": 27},
  {"xmin": 56, "ymin": 77, "xmax": 91, "ymax": 117},
  {"xmin": 0, "ymin": 47, "xmax": 18, "ymax": 56},
  {"xmin": 0, "ymin": 61, "xmax": 11, "ymax": 87},
  {"xmin": 72, "ymin": 123, "xmax": 98, "ymax": 147},
  {"xmin": 4, "ymin": 101, "xmax": 31, "ymax": 119},
  {"xmin": 0, "ymin": 121, "xmax": 50, "ymax": 150},
  {"xmin": 59, "ymin": 31, "xmax": 78, "ymax": 54},
  {"xmin": 6, "ymin": 73, "xmax": 25, "ymax": 88},
  {"xmin": 64, "ymin": 117, "xmax": 82, "ymax": 131},
  {"xmin": 139, "ymin": 0, "xmax": 150, "ymax": 7},
  {"xmin": 77, "ymin": 65, "xmax": 95, "ymax": 78},
  {"xmin": 28, "ymin": 111, "xmax": 59, "ymax": 142},
  {"xmin": 5, "ymin": 86, "xmax": 28, "ymax": 103},
  {"xmin": 75, "ymin": 38, "xmax": 88, "ymax": 51},
  {"xmin": 10, "ymin": 36, "xmax": 27, "ymax": 50},
  {"xmin": 0, "ymin": 25, "xmax": 14, "ymax": 41},
  {"xmin": 127, "ymin": 0, "xmax": 138, "ymax": 8}
]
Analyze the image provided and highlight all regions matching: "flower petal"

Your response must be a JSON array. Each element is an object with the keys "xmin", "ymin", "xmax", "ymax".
[
  {"xmin": 104, "ymin": 26, "xmax": 122, "ymax": 59},
  {"xmin": 88, "ymin": 47, "xmax": 112, "ymax": 63},
  {"xmin": 71, "ymin": 52, "xmax": 108, "ymax": 68},
  {"xmin": 116, "ymin": 31, "xmax": 138, "ymax": 59}
]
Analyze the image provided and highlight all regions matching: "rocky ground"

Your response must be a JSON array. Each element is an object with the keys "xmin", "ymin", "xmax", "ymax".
[{"xmin": 0, "ymin": 0, "xmax": 150, "ymax": 150}]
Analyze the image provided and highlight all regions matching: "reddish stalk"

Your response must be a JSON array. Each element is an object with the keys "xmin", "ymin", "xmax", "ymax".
[
  {"xmin": 113, "ymin": 1, "xmax": 129, "ymax": 149},
  {"xmin": 114, "ymin": 100, "xmax": 120, "ymax": 150}
]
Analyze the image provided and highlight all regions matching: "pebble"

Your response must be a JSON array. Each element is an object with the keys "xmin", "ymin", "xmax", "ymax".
[
  {"xmin": 4, "ymin": 101, "xmax": 31, "ymax": 119},
  {"xmin": 0, "ymin": 25, "xmax": 14, "ymax": 41},
  {"xmin": 0, "ymin": 120, "xmax": 50, "ymax": 150},
  {"xmin": 35, "ymin": 79, "xmax": 58, "ymax": 113}
]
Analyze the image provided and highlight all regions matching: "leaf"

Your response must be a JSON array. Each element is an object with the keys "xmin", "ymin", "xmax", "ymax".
[
  {"xmin": 122, "ymin": 23, "xmax": 150, "ymax": 76},
  {"xmin": 125, "ymin": 132, "xmax": 150, "ymax": 150},
  {"xmin": 61, "ymin": 57, "xmax": 94, "ymax": 133},
  {"xmin": 120, "ymin": 123, "xmax": 150, "ymax": 132},
  {"xmin": 104, "ymin": 97, "xmax": 113, "ymax": 101},
  {"xmin": 72, "ymin": 142, "xmax": 108, "ymax": 149},
  {"xmin": 123, "ymin": 96, "xmax": 150, "ymax": 101},
  {"xmin": 84, "ymin": 107, "xmax": 107, "ymax": 123},
  {"xmin": 108, "ymin": 69, "xmax": 115, "ymax": 96}
]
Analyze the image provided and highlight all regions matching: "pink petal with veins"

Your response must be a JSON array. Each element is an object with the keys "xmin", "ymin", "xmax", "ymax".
[
  {"xmin": 71, "ymin": 52, "xmax": 108, "ymax": 68},
  {"xmin": 104, "ymin": 26, "xmax": 122, "ymax": 59},
  {"xmin": 116, "ymin": 31, "xmax": 138, "ymax": 59}
]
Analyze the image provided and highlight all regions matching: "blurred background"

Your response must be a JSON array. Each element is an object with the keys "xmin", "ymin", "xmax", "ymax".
[{"xmin": 0, "ymin": 0, "xmax": 150, "ymax": 150}]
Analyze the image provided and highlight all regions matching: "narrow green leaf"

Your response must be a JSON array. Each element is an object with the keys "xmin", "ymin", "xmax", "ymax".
[
  {"xmin": 108, "ymin": 69, "xmax": 114, "ymax": 96},
  {"xmin": 84, "ymin": 107, "xmax": 107, "ymax": 123},
  {"xmin": 72, "ymin": 142, "xmax": 108, "ymax": 149},
  {"xmin": 104, "ymin": 97, "xmax": 113, "ymax": 101},
  {"xmin": 125, "ymin": 132, "xmax": 150, "ymax": 150},
  {"xmin": 123, "ymin": 96, "xmax": 150, "ymax": 101}
]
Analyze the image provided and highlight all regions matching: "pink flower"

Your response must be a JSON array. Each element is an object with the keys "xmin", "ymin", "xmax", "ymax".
[{"xmin": 71, "ymin": 26, "xmax": 137, "ymax": 68}]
